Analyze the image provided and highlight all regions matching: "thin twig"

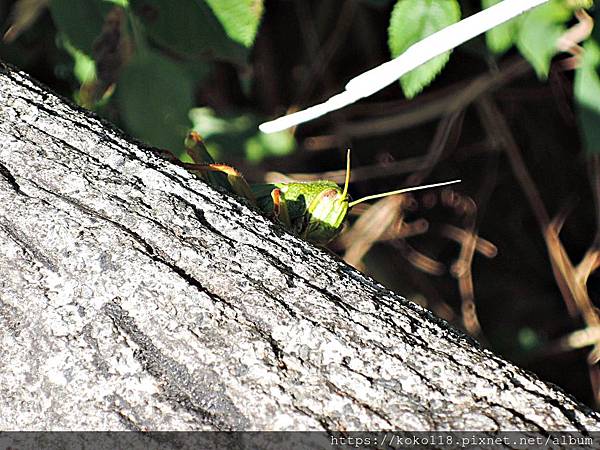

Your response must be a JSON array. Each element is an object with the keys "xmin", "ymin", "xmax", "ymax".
[
  {"xmin": 268, "ymin": 156, "xmax": 429, "ymax": 184},
  {"xmin": 341, "ymin": 110, "xmax": 463, "ymax": 266},
  {"xmin": 476, "ymin": 97, "xmax": 550, "ymax": 227},
  {"xmin": 441, "ymin": 224, "xmax": 498, "ymax": 258},
  {"xmin": 259, "ymin": 0, "xmax": 548, "ymax": 133},
  {"xmin": 477, "ymin": 96, "xmax": 600, "ymax": 403},
  {"xmin": 293, "ymin": 0, "xmax": 358, "ymax": 104},
  {"xmin": 340, "ymin": 58, "xmax": 531, "ymax": 138}
]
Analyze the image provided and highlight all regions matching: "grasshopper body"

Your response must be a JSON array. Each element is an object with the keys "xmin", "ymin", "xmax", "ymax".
[{"xmin": 178, "ymin": 132, "xmax": 459, "ymax": 245}]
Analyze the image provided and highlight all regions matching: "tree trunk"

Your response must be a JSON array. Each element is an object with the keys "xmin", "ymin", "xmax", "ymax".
[{"xmin": 1, "ymin": 61, "xmax": 599, "ymax": 438}]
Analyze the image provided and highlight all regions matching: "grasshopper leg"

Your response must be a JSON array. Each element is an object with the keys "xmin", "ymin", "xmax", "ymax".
[
  {"xmin": 271, "ymin": 188, "xmax": 292, "ymax": 229},
  {"xmin": 181, "ymin": 162, "xmax": 257, "ymax": 205},
  {"xmin": 184, "ymin": 131, "xmax": 214, "ymax": 165},
  {"xmin": 155, "ymin": 146, "xmax": 181, "ymax": 164}
]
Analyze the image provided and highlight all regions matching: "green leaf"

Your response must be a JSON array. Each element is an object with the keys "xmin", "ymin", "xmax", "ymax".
[
  {"xmin": 61, "ymin": 38, "xmax": 97, "ymax": 84},
  {"xmin": 482, "ymin": 0, "xmax": 518, "ymax": 54},
  {"xmin": 517, "ymin": 327, "xmax": 542, "ymax": 351},
  {"xmin": 189, "ymin": 107, "xmax": 296, "ymax": 163},
  {"xmin": 49, "ymin": 0, "xmax": 112, "ymax": 55},
  {"xmin": 388, "ymin": 0, "xmax": 461, "ymax": 98},
  {"xmin": 574, "ymin": 39, "xmax": 600, "ymax": 155},
  {"xmin": 204, "ymin": 0, "xmax": 264, "ymax": 48},
  {"xmin": 248, "ymin": 130, "xmax": 295, "ymax": 163},
  {"xmin": 117, "ymin": 51, "xmax": 194, "ymax": 154},
  {"xmin": 515, "ymin": 0, "xmax": 571, "ymax": 78},
  {"xmin": 130, "ymin": 0, "xmax": 248, "ymax": 63}
]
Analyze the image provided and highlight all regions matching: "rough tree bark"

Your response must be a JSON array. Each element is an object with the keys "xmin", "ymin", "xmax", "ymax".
[{"xmin": 0, "ymin": 61, "xmax": 599, "ymax": 438}]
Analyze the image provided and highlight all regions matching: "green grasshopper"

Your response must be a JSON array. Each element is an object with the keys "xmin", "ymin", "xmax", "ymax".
[{"xmin": 172, "ymin": 132, "xmax": 460, "ymax": 245}]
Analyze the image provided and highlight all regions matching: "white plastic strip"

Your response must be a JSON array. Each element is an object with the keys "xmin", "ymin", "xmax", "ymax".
[{"xmin": 259, "ymin": 0, "xmax": 548, "ymax": 134}]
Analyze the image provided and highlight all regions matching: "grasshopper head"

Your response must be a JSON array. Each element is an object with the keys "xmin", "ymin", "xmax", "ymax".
[
  {"xmin": 303, "ymin": 149, "xmax": 461, "ymax": 245},
  {"xmin": 301, "ymin": 150, "xmax": 353, "ymax": 244},
  {"xmin": 304, "ymin": 187, "xmax": 350, "ymax": 244}
]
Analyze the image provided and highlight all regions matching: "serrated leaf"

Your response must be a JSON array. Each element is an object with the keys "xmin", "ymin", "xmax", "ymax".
[
  {"xmin": 482, "ymin": 0, "xmax": 518, "ymax": 54},
  {"xmin": 130, "ymin": 0, "xmax": 247, "ymax": 63},
  {"xmin": 516, "ymin": 0, "xmax": 571, "ymax": 78},
  {"xmin": 388, "ymin": 0, "xmax": 461, "ymax": 98},
  {"xmin": 204, "ymin": 0, "xmax": 263, "ymax": 48},
  {"xmin": 117, "ymin": 51, "xmax": 194, "ymax": 154},
  {"xmin": 49, "ymin": 0, "xmax": 112, "ymax": 55},
  {"xmin": 574, "ymin": 39, "xmax": 600, "ymax": 154}
]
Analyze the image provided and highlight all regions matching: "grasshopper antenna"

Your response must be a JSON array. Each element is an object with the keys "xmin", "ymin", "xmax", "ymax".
[
  {"xmin": 342, "ymin": 149, "xmax": 351, "ymax": 200},
  {"xmin": 348, "ymin": 179, "xmax": 461, "ymax": 207}
]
